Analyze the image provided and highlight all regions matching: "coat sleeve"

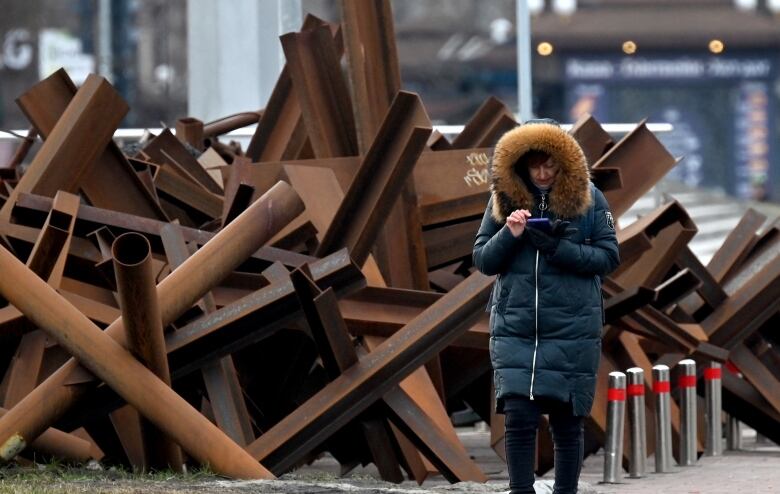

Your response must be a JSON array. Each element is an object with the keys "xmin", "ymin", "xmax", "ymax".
[
  {"xmin": 473, "ymin": 198, "xmax": 521, "ymax": 276},
  {"xmin": 548, "ymin": 187, "xmax": 620, "ymax": 277}
]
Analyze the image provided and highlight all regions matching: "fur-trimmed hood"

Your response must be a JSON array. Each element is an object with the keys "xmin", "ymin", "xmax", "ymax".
[{"xmin": 490, "ymin": 122, "xmax": 591, "ymax": 222}]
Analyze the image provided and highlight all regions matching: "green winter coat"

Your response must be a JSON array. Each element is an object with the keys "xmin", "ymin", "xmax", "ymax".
[{"xmin": 473, "ymin": 122, "xmax": 620, "ymax": 417}]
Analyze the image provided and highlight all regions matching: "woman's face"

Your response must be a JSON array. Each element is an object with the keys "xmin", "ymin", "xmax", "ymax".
[{"xmin": 528, "ymin": 155, "xmax": 559, "ymax": 189}]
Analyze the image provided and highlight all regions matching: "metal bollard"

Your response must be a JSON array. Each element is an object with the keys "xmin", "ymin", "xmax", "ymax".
[
  {"xmin": 604, "ymin": 371, "xmax": 626, "ymax": 484},
  {"xmin": 726, "ymin": 414, "xmax": 741, "ymax": 450},
  {"xmin": 626, "ymin": 367, "xmax": 647, "ymax": 478},
  {"xmin": 678, "ymin": 359, "xmax": 697, "ymax": 466},
  {"xmin": 704, "ymin": 362, "xmax": 723, "ymax": 456},
  {"xmin": 652, "ymin": 364, "xmax": 674, "ymax": 472}
]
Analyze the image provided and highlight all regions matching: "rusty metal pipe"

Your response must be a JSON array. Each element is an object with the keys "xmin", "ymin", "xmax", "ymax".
[
  {"xmin": 0, "ymin": 181, "xmax": 303, "ymax": 462},
  {"xmin": 112, "ymin": 232, "xmax": 183, "ymax": 472},
  {"xmin": 0, "ymin": 407, "xmax": 97, "ymax": 463},
  {"xmin": 203, "ymin": 112, "xmax": 262, "ymax": 139},
  {"xmin": 0, "ymin": 243, "xmax": 270, "ymax": 478}
]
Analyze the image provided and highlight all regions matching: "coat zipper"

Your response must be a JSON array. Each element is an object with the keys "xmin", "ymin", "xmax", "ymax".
[
  {"xmin": 530, "ymin": 249, "xmax": 540, "ymax": 400},
  {"xmin": 529, "ymin": 191, "xmax": 547, "ymax": 401}
]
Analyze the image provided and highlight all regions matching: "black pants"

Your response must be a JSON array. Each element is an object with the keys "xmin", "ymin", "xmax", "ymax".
[{"xmin": 504, "ymin": 395, "xmax": 584, "ymax": 494}]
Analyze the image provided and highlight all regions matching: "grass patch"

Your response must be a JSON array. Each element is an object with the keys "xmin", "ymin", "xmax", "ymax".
[{"xmin": 0, "ymin": 462, "xmax": 221, "ymax": 494}]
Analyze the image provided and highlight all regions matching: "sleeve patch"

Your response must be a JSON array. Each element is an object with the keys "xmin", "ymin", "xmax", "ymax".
[{"xmin": 605, "ymin": 211, "xmax": 615, "ymax": 230}]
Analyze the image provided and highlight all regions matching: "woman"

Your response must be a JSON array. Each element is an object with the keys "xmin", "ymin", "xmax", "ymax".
[{"xmin": 473, "ymin": 119, "xmax": 619, "ymax": 494}]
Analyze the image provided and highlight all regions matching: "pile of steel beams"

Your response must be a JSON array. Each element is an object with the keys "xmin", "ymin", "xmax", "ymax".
[{"xmin": 0, "ymin": 0, "xmax": 777, "ymax": 482}]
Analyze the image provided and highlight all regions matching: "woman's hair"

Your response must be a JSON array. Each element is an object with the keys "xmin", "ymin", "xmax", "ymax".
[{"xmin": 513, "ymin": 150, "xmax": 550, "ymax": 177}]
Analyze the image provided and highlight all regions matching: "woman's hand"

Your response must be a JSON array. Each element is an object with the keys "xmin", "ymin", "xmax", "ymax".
[{"xmin": 506, "ymin": 209, "xmax": 532, "ymax": 237}]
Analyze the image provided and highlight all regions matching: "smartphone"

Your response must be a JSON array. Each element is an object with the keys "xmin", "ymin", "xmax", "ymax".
[{"xmin": 526, "ymin": 217, "xmax": 552, "ymax": 233}]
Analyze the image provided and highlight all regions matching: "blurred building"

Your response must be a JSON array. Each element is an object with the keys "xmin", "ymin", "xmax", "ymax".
[
  {"xmin": 0, "ymin": 0, "xmax": 778, "ymax": 201},
  {"xmin": 0, "ymin": 0, "xmax": 187, "ymax": 129},
  {"xmin": 394, "ymin": 0, "xmax": 780, "ymax": 201}
]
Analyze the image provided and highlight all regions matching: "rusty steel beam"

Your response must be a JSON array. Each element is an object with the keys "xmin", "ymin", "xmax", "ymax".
[
  {"xmin": 24, "ymin": 191, "xmax": 78, "ymax": 284},
  {"xmin": 602, "ymin": 283, "xmax": 655, "ymax": 324},
  {"xmin": 704, "ymin": 236, "xmax": 780, "ymax": 348},
  {"xmin": 219, "ymin": 158, "xmax": 261, "ymax": 226},
  {"xmin": 382, "ymin": 386, "xmax": 487, "ymax": 483},
  {"xmin": 245, "ymin": 65, "xmax": 308, "ymax": 162},
  {"xmin": 0, "ymin": 221, "xmax": 103, "ymax": 291},
  {"xmin": 336, "ymin": 286, "xmax": 490, "ymax": 350},
  {"xmin": 675, "ymin": 246, "xmax": 729, "ymax": 319},
  {"xmin": 590, "ymin": 167, "xmax": 622, "ymax": 193},
  {"xmin": 414, "ymin": 148, "xmax": 492, "ymax": 226},
  {"xmin": 268, "ymin": 164, "xmax": 345, "ymax": 247},
  {"xmin": 616, "ymin": 230, "xmax": 653, "ymax": 270},
  {"xmin": 245, "ymin": 272, "xmax": 493, "ymax": 473},
  {"xmin": 128, "ymin": 159, "xmax": 163, "ymax": 207},
  {"xmin": 685, "ymin": 222, "xmax": 777, "ymax": 325},
  {"xmin": 427, "ymin": 131, "xmax": 452, "ymax": 151},
  {"xmin": 751, "ymin": 332, "xmax": 780, "ymax": 377},
  {"xmin": 341, "ymin": 0, "xmax": 401, "ymax": 153},
  {"xmin": 618, "ymin": 222, "xmax": 695, "ymax": 288},
  {"xmin": 291, "ymin": 269, "xmax": 358, "ymax": 378},
  {"xmin": 142, "ymin": 129, "xmax": 222, "ymax": 194},
  {"xmin": 15, "ymin": 68, "xmax": 167, "ymax": 220},
  {"xmin": 612, "ymin": 201, "xmax": 697, "ymax": 284},
  {"xmin": 316, "ymin": 91, "xmax": 432, "ymax": 265},
  {"xmin": 592, "ymin": 120, "xmax": 678, "ymax": 219},
  {"xmin": 152, "ymin": 163, "xmax": 223, "ymax": 220},
  {"xmin": 1, "ymin": 74, "xmax": 128, "ymax": 221},
  {"xmin": 376, "ymin": 177, "xmax": 429, "ymax": 290},
  {"xmin": 707, "ymin": 208, "xmax": 766, "ymax": 284},
  {"xmin": 2, "ymin": 191, "xmax": 81, "ymax": 409},
  {"xmin": 165, "ymin": 251, "xmax": 364, "ymax": 377},
  {"xmin": 363, "ymin": 334, "xmax": 483, "ymax": 482},
  {"xmin": 0, "ymin": 182, "xmax": 303, "ymax": 461},
  {"xmin": 160, "ymin": 223, "xmax": 255, "ymax": 447},
  {"xmin": 246, "ymin": 15, "xmax": 333, "ymax": 161},
  {"xmin": 222, "ymin": 183, "xmax": 255, "ymax": 228},
  {"xmin": 281, "ymin": 24, "xmax": 358, "ymax": 158},
  {"xmin": 721, "ymin": 368, "xmax": 780, "ymax": 445},
  {"xmin": 175, "ymin": 117, "xmax": 204, "ymax": 151},
  {"xmin": 196, "ymin": 148, "xmax": 227, "ymax": 194},
  {"xmin": 58, "ymin": 289, "xmax": 121, "ymax": 326},
  {"xmin": 11, "ymin": 192, "xmax": 316, "ymax": 270},
  {"xmin": 0, "ymin": 244, "xmax": 270, "ymax": 479},
  {"xmin": 423, "ymin": 219, "xmax": 482, "ymax": 270},
  {"xmin": 569, "ymin": 113, "xmax": 613, "ymax": 167},
  {"xmin": 112, "ymin": 232, "xmax": 183, "ymax": 472},
  {"xmin": 451, "ymin": 97, "xmax": 516, "ymax": 149},
  {"xmin": 652, "ymin": 268, "xmax": 701, "ymax": 311},
  {"xmin": 729, "ymin": 344, "xmax": 780, "ymax": 416},
  {"xmin": 23, "ymin": 252, "xmax": 360, "ymax": 455},
  {"xmin": 292, "ymin": 270, "xmax": 404, "ymax": 483}
]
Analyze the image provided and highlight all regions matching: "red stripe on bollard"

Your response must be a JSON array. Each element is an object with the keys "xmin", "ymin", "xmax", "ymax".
[
  {"xmin": 704, "ymin": 368, "xmax": 722, "ymax": 380},
  {"xmin": 679, "ymin": 375, "xmax": 697, "ymax": 388},
  {"xmin": 627, "ymin": 384, "xmax": 645, "ymax": 396},
  {"xmin": 608, "ymin": 388, "xmax": 626, "ymax": 401},
  {"xmin": 725, "ymin": 360, "xmax": 740, "ymax": 374},
  {"xmin": 653, "ymin": 381, "xmax": 670, "ymax": 393}
]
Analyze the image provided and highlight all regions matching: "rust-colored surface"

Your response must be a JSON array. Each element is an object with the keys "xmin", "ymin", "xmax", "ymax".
[
  {"xmin": 0, "ymin": 243, "xmax": 270, "ymax": 479},
  {"xmin": 1, "ymin": 75, "xmax": 128, "ymax": 221},
  {"xmin": 0, "ymin": 183, "xmax": 302, "ymax": 468},
  {"xmin": 112, "ymin": 232, "xmax": 183, "ymax": 472},
  {"xmin": 0, "ymin": 5, "xmax": 778, "ymax": 483},
  {"xmin": 15, "ymin": 69, "xmax": 167, "ymax": 220}
]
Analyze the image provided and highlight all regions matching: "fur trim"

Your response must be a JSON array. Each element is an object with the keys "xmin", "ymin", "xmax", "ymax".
[{"xmin": 490, "ymin": 123, "xmax": 591, "ymax": 222}]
